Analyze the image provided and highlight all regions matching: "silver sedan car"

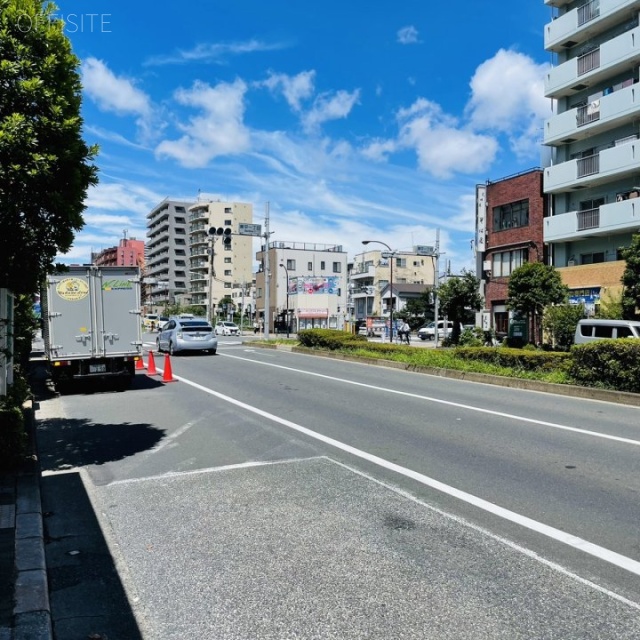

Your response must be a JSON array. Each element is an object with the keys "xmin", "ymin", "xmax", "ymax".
[{"xmin": 156, "ymin": 318, "xmax": 218, "ymax": 355}]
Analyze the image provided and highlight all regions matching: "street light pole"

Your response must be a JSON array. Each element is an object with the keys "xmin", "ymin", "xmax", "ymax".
[
  {"xmin": 279, "ymin": 263, "xmax": 290, "ymax": 338},
  {"xmin": 362, "ymin": 239, "xmax": 395, "ymax": 343}
]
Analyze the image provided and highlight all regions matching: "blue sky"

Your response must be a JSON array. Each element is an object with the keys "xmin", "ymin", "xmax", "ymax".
[{"xmin": 53, "ymin": 0, "xmax": 552, "ymax": 272}]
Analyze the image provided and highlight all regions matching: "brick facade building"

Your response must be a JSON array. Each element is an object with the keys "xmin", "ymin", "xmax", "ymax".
[{"xmin": 478, "ymin": 169, "xmax": 546, "ymax": 339}]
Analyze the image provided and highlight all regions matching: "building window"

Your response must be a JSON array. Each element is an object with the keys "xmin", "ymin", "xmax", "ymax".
[
  {"xmin": 175, "ymin": 228, "xmax": 186, "ymax": 234},
  {"xmin": 224, "ymin": 219, "xmax": 232, "ymax": 225},
  {"xmin": 175, "ymin": 206, "xmax": 186, "ymax": 213},
  {"xmin": 491, "ymin": 248, "xmax": 528, "ymax": 277},
  {"xmin": 224, "ymin": 257, "xmax": 232, "ymax": 263},
  {"xmin": 333, "ymin": 262, "xmax": 341, "ymax": 273},
  {"xmin": 175, "ymin": 217, "xmax": 186, "ymax": 224},
  {"xmin": 320, "ymin": 261, "xmax": 326, "ymax": 270},
  {"xmin": 395, "ymin": 258, "xmax": 407, "ymax": 268},
  {"xmin": 224, "ymin": 270, "xmax": 232, "ymax": 276},
  {"xmin": 493, "ymin": 199, "xmax": 529, "ymax": 231},
  {"xmin": 175, "ymin": 238, "xmax": 186, "ymax": 245},
  {"xmin": 286, "ymin": 259, "xmax": 296, "ymax": 270},
  {"xmin": 175, "ymin": 260, "xmax": 186, "ymax": 266},
  {"xmin": 224, "ymin": 207, "xmax": 232, "ymax": 213},
  {"xmin": 175, "ymin": 249, "xmax": 186, "ymax": 256},
  {"xmin": 308, "ymin": 261, "xmax": 313, "ymax": 271},
  {"xmin": 224, "ymin": 282, "xmax": 232, "ymax": 288},
  {"xmin": 581, "ymin": 252, "xmax": 605, "ymax": 265}
]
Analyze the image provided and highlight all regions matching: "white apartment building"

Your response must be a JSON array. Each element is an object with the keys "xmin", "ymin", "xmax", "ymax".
[
  {"xmin": 188, "ymin": 201, "xmax": 254, "ymax": 321},
  {"xmin": 543, "ymin": 0, "xmax": 640, "ymax": 307},
  {"xmin": 255, "ymin": 241, "xmax": 348, "ymax": 333},
  {"xmin": 350, "ymin": 249, "xmax": 435, "ymax": 324},
  {"xmin": 146, "ymin": 199, "xmax": 195, "ymax": 311}
]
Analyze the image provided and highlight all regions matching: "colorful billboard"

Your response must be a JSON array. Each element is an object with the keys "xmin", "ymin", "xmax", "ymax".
[{"xmin": 291, "ymin": 276, "xmax": 339, "ymax": 295}]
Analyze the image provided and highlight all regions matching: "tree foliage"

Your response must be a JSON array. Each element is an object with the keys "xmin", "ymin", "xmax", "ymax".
[
  {"xmin": 0, "ymin": 0, "xmax": 98, "ymax": 294},
  {"xmin": 437, "ymin": 270, "xmax": 482, "ymax": 344},
  {"xmin": 507, "ymin": 263, "xmax": 568, "ymax": 343},
  {"xmin": 542, "ymin": 303, "xmax": 585, "ymax": 351},
  {"xmin": 620, "ymin": 233, "xmax": 640, "ymax": 321},
  {"xmin": 397, "ymin": 289, "xmax": 434, "ymax": 329}
]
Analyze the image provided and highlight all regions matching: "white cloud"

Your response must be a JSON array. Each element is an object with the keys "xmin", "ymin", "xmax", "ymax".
[
  {"xmin": 145, "ymin": 39, "xmax": 288, "ymax": 66},
  {"xmin": 261, "ymin": 70, "xmax": 316, "ymax": 111},
  {"xmin": 397, "ymin": 26, "xmax": 420, "ymax": 45},
  {"xmin": 82, "ymin": 58, "xmax": 151, "ymax": 117},
  {"xmin": 85, "ymin": 182, "xmax": 163, "ymax": 215},
  {"xmin": 465, "ymin": 49, "xmax": 550, "ymax": 159},
  {"xmin": 155, "ymin": 79, "xmax": 251, "ymax": 168},
  {"xmin": 360, "ymin": 98, "xmax": 497, "ymax": 178},
  {"xmin": 301, "ymin": 89, "xmax": 361, "ymax": 133}
]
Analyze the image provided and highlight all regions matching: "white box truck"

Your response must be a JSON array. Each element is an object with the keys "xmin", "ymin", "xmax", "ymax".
[{"xmin": 42, "ymin": 265, "xmax": 143, "ymax": 391}]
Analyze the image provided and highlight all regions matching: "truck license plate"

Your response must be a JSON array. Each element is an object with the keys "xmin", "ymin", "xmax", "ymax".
[{"xmin": 90, "ymin": 364, "xmax": 107, "ymax": 374}]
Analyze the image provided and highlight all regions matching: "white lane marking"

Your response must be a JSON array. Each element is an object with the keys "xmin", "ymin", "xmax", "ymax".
[
  {"xmin": 330, "ymin": 458, "xmax": 640, "ymax": 611},
  {"xmin": 146, "ymin": 420, "xmax": 198, "ymax": 455},
  {"xmin": 154, "ymin": 368, "xmax": 640, "ymax": 578},
  {"xmin": 214, "ymin": 353, "xmax": 640, "ymax": 447},
  {"xmin": 108, "ymin": 456, "xmax": 326, "ymax": 485}
]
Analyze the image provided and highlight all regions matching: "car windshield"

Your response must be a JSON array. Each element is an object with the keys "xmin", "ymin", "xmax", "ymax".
[{"xmin": 181, "ymin": 322, "xmax": 212, "ymax": 330}]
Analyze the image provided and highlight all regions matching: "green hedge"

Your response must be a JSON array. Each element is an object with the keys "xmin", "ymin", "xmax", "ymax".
[
  {"xmin": 0, "ymin": 405, "xmax": 27, "ymax": 470},
  {"xmin": 569, "ymin": 340, "xmax": 640, "ymax": 393},
  {"xmin": 297, "ymin": 329, "xmax": 367, "ymax": 350},
  {"xmin": 454, "ymin": 347, "xmax": 571, "ymax": 372}
]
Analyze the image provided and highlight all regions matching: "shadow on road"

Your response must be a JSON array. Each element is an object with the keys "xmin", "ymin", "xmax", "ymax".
[
  {"xmin": 37, "ymin": 417, "xmax": 164, "ymax": 472},
  {"xmin": 42, "ymin": 472, "xmax": 144, "ymax": 639}
]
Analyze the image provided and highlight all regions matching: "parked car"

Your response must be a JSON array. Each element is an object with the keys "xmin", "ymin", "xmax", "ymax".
[
  {"xmin": 417, "ymin": 320, "xmax": 460, "ymax": 341},
  {"xmin": 157, "ymin": 316, "xmax": 169, "ymax": 330},
  {"xmin": 574, "ymin": 319, "xmax": 640, "ymax": 345},
  {"xmin": 157, "ymin": 318, "xmax": 217, "ymax": 355},
  {"xmin": 215, "ymin": 321, "xmax": 240, "ymax": 336}
]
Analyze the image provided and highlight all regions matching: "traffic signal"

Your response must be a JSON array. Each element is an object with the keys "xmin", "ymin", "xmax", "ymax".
[{"xmin": 208, "ymin": 226, "xmax": 233, "ymax": 247}]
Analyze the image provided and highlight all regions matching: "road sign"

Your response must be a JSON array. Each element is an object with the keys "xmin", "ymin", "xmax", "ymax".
[
  {"xmin": 238, "ymin": 223, "xmax": 262, "ymax": 236},
  {"xmin": 415, "ymin": 245, "xmax": 435, "ymax": 256}
]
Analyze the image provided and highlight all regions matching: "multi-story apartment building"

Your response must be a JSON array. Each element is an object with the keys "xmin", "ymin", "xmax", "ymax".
[
  {"xmin": 350, "ymin": 249, "xmax": 435, "ymax": 326},
  {"xmin": 92, "ymin": 236, "xmax": 145, "ymax": 268},
  {"xmin": 188, "ymin": 201, "xmax": 254, "ymax": 321},
  {"xmin": 543, "ymin": 0, "xmax": 640, "ymax": 313},
  {"xmin": 476, "ymin": 169, "xmax": 547, "ymax": 337},
  {"xmin": 146, "ymin": 199, "xmax": 194, "ymax": 311},
  {"xmin": 255, "ymin": 241, "xmax": 348, "ymax": 332}
]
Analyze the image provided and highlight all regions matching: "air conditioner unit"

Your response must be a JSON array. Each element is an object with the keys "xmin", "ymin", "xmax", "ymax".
[{"xmin": 568, "ymin": 260, "xmax": 576, "ymax": 266}]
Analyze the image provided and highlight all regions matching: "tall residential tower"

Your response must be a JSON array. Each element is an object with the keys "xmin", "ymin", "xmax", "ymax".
[{"xmin": 543, "ymin": 0, "xmax": 640, "ymax": 310}]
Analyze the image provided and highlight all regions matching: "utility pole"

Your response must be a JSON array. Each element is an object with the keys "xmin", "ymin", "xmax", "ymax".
[
  {"xmin": 434, "ymin": 228, "xmax": 441, "ymax": 348},
  {"xmin": 263, "ymin": 202, "xmax": 271, "ymax": 340}
]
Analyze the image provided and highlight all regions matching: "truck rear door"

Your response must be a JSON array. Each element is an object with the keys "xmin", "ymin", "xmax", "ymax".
[
  {"xmin": 98, "ymin": 268, "xmax": 141, "ymax": 357},
  {"xmin": 46, "ymin": 270, "xmax": 95, "ymax": 359}
]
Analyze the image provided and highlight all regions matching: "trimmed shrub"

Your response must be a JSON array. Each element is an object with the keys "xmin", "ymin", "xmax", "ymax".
[
  {"xmin": 455, "ymin": 346, "xmax": 571, "ymax": 372},
  {"xmin": 569, "ymin": 340, "xmax": 640, "ymax": 393},
  {"xmin": 297, "ymin": 329, "xmax": 367, "ymax": 350}
]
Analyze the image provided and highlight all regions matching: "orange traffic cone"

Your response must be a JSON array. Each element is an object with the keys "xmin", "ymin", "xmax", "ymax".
[
  {"xmin": 135, "ymin": 355, "xmax": 145, "ymax": 370},
  {"xmin": 146, "ymin": 351, "xmax": 158, "ymax": 376},
  {"xmin": 162, "ymin": 354, "xmax": 177, "ymax": 383}
]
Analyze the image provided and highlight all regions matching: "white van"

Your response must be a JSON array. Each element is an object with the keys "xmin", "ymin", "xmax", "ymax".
[{"xmin": 574, "ymin": 319, "xmax": 640, "ymax": 344}]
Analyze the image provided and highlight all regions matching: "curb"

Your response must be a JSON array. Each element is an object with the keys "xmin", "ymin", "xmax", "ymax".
[
  {"xmin": 13, "ymin": 401, "xmax": 52, "ymax": 640},
  {"xmin": 253, "ymin": 343, "xmax": 640, "ymax": 408}
]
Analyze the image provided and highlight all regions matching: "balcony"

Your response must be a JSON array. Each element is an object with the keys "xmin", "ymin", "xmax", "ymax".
[
  {"xmin": 544, "ymin": 136, "xmax": 640, "ymax": 193},
  {"xmin": 349, "ymin": 265, "xmax": 376, "ymax": 281},
  {"xmin": 545, "ymin": 25, "xmax": 640, "ymax": 98},
  {"xmin": 545, "ymin": 1, "xmax": 640, "ymax": 53},
  {"xmin": 544, "ymin": 83, "xmax": 640, "ymax": 145},
  {"xmin": 544, "ymin": 198, "xmax": 640, "ymax": 242}
]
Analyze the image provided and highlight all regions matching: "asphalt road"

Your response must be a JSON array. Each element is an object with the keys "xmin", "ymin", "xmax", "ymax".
[{"xmin": 35, "ymin": 335, "xmax": 640, "ymax": 639}]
